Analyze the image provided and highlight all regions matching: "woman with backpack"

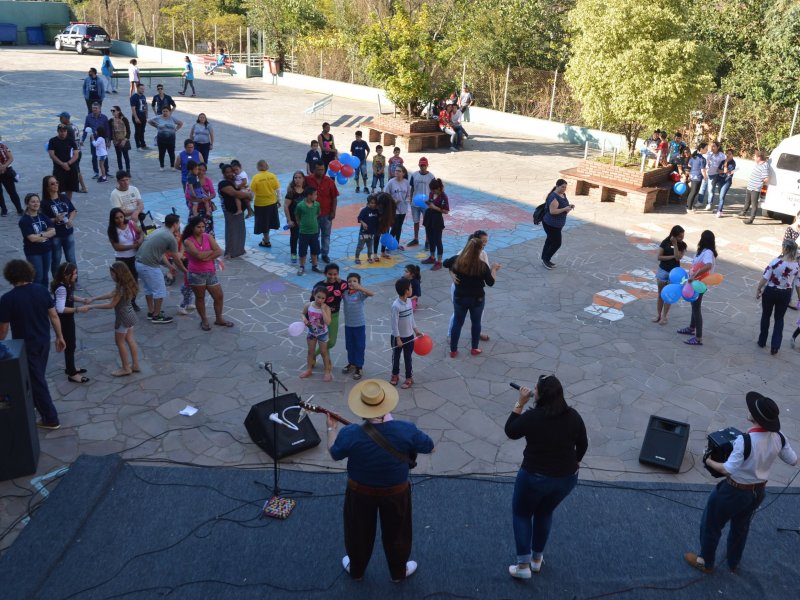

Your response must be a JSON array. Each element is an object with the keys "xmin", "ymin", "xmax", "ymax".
[{"xmin": 540, "ymin": 179, "xmax": 574, "ymax": 270}]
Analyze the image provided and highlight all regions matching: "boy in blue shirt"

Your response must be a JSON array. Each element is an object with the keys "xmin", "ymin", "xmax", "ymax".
[
  {"xmin": 341, "ymin": 272, "xmax": 374, "ymax": 380},
  {"xmin": 350, "ymin": 131, "xmax": 371, "ymax": 193},
  {"xmin": 306, "ymin": 140, "xmax": 321, "ymax": 175},
  {"xmin": 355, "ymin": 195, "xmax": 379, "ymax": 264}
]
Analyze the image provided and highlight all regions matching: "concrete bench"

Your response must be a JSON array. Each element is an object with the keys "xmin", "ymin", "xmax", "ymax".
[{"xmin": 561, "ymin": 168, "xmax": 671, "ymax": 213}]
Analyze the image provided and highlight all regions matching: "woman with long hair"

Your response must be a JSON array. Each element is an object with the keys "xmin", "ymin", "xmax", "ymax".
[
  {"xmin": 504, "ymin": 374, "xmax": 587, "ymax": 579},
  {"xmin": 654, "ymin": 225, "xmax": 686, "ymax": 325},
  {"xmin": 443, "ymin": 236, "xmax": 500, "ymax": 357},
  {"xmin": 189, "ymin": 113, "xmax": 214, "ymax": 164},
  {"xmin": 284, "ymin": 170, "xmax": 306, "ymax": 264},
  {"xmin": 385, "ymin": 164, "xmax": 410, "ymax": 250},
  {"xmin": 678, "ymin": 230, "xmax": 717, "ymax": 346},
  {"xmin": 421, "ymin": 178, "xmax": 449, "ymax": 270},
  {"xmin": 541, "ymin": 179, "xmax": 574, "ymax": 270},
  {"xmin": 82, "ymin": 261, "xmax": 140, "ymax": 377},
  {"xmin": 181, "ymin": 216, "xmax": 231, "ymax": 331},
  {"xmin": 18, "ymin": 193, "xmax": 55, "ymax": 286},
  {"xmin": 374, "ymin": 191, "xmax": 396, "ymax": 259},
  {"xmin": 756, "ymin": 239, "xmax": 800, "ymax": 354},
  {"xmin": 107, "ymin": 207, "xmax": 142, "ymax": 311},
  {"xmin": 109, "ymin": 106, "xmax": 131, "ymax": 173},
  {"xmin": 51, "ymin": 262, "xmax": 90, "ymax": 383},
  {"xmin": 40, "ymin": 175, "xmax": 77, "ymax": 278}
]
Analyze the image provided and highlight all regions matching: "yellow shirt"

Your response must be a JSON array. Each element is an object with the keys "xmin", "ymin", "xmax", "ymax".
[{"xmin": 251, "ymin": 170, "xmax": 280, "ymax": 207}]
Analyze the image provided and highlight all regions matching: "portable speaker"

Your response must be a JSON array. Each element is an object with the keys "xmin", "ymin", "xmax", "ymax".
[
  {"xmin": 244, "ymin": 393, "xmax": 321, "ymax": 460},
  {"xmin": 638, "ymin": 415, "xmax": 690, "ymax": 472},
  {"xmin": 0, "ymin": 340, "xmax": 40, "ymax": 482}
]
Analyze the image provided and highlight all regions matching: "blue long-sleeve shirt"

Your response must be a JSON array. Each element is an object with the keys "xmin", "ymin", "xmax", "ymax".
[{"xmin": 82, "ymin": 112, "xmax": 111, "ymax": 143}]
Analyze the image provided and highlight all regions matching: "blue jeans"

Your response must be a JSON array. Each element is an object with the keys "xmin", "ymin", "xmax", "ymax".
[
  {"xmin": 345, "ymin": 325, "xmax": 366, "ymax": 368},
  {"xmin": 758, "ymin": 286, "xmax": 791, "ymax": 350},
  {"xmin": 700, "ymin": 479, "xmax": 765, "ymax": 570},
  {"xmin": 26, "ymin": 252, "xmax": 52, "ymax": 287},
  {"xmin": 27, "ymin": 341, "xmax": 59, "ymax": 425},
  {"xmin": 50, "ymin": 234, "xmax": 76, "ymax": 276},
  {"xmin": 717, "ymin": 179, "xmax": 732, "ymax": 212},
  {"xmin": 512, "ymin": 469, "xmax": 577, "ymax": 562},
  {"xmin": 318, "ymin": 214, "xmax": 333, "ymax": 258},
  {"xmin": 371, "ymin": 174, "xmax": 384, "ymax": 190},
  {"xmin": 355, "ymin": 162, "xmax": 368, "ymax": 186},
  {"xmin": 450, "ymin": 295, "xmax": 485, "ymax": 352}
]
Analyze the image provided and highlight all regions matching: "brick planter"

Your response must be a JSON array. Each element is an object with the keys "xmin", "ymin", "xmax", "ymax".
[
  {"xmin": 369, "ymin": 116, "xmax": 440, "ymax": 134},
  {"xmin": 576, "ymin": 160, "xmax": 673, "ymax": 188}
]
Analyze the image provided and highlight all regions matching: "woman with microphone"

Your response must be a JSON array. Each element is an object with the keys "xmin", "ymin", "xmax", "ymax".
[{"xmin": 505, "ymin": 376, "xmax": 588, "ymax": 579}]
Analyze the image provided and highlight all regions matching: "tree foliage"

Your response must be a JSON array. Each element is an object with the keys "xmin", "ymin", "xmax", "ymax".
[
  {"xmin": 244, "ymin": 0, "xmax": 326, "ymax": 57},
  {"xmin": 360, "ymin": 1, "xmax": 460, "ymax": 116},
  {"xmin": 566, "ymin": 0, "xmax": 715, "ymax": 151}
]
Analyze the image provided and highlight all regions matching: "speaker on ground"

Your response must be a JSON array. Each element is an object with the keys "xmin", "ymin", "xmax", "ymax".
[
  {"xmin": 0, "ymin": 340, "xmax": 40, "ymax": 482},
  {"xmin": 638, "ymin": 415, "xmax": 690, "ymax": 473},
  {"xmin": 244, "ymin": 393, "xmax": 321, "ymax": 460}
]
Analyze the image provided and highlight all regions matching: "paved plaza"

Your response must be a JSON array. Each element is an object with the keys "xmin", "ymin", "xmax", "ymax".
[{"xmin": 1, "ymin": 48, "xmax": 798, "ymax": 549}]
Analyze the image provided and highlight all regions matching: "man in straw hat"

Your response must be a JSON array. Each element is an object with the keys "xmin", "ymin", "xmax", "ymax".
[
  {"xmin": 685, "ymin": 392, "xmax": 796, "ymax": 574},
  {"xmin": 328, "ymin": 378, "xmax": 434, "ymax": 582}
]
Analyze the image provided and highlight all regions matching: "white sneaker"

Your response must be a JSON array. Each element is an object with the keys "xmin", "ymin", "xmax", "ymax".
[
  {"xmin": 509, "ymin": 564, "xmax": 531, "ymax": 579},
  {"xmin": 342, "ymin": 555, "xmax": 350, "ymax": 573},
  {"xmin": 531, "ymin": 556, "xmax": 544, "ymax": 573},
  {"xmin": 186, "ymin": 304, "xmax": 196, "ymax": 311},
  {"xmin": 176, "ymin": 306, "xmax": 188, "ymax": 315}
]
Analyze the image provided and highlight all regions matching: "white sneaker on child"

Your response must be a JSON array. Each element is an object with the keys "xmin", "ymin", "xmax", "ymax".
[{"xmin": 176, "ymin": 306, "xmax": 188, "ymax": 315}]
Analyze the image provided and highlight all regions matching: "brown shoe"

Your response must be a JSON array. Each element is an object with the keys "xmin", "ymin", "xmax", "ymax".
[{"xmin": 684, "ymin": 552, "xmax": 713, "ymax": 574}]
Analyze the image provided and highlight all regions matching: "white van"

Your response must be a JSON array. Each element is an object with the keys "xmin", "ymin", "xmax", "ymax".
[{"xmin": 761, "ymin": 135, "xmax": 800, "ymax": 220}]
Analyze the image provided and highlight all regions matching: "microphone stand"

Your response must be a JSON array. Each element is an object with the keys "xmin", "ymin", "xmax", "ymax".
[{"xmin": 256, "ymin": 363, "xmax": 310, "ymax": 515}]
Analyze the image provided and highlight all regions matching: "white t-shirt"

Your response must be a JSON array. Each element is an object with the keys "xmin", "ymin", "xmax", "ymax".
[
  {"xmin": 115, "ymin": 223, "xmax": 137, "ymax": 258},
  {"xmin": 110, "ymin": 186, "xmax": 142, "ymax": 214},
  {"xmin": 235, "ymin": 171, "xmax": 249, "ymax": 188},
  {"xmin": 386, "ymin": 178, "xmax": 410, "ymax": 214},
  {"xmin": 92, "ymin": 137, "xmax": 108, "ymax": 158},
  {"xmin": 129, "ymin": 65, "xmax": 139, "ymax": 83},
  {"xmin": 693, "ymin": 248, "xmax": 715, "ymax": 273}
]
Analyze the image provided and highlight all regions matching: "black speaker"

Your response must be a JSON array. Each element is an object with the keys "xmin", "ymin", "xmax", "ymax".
[
  {"xmin": 244, "ymin": 393, "xmax": 321, "ymax": 460},
  {"xmin": 0, "ymin": 340, "xmax": 40, "ymax": 482},
  {"xmin": 638, "ymin": 415, "xmax": 690, "ymax": 472}
]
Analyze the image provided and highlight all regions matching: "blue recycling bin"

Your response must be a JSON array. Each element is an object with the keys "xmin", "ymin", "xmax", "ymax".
[
  {"xmin": 0, "ymin": 23, "xmax": 17, "ymax": 44},
  {"xmin": 26, "ymin": 27, "xmax": 45, "ymax": 45}
]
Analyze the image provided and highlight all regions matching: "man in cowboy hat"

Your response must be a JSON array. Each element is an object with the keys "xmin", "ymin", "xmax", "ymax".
[
  {"xmin": 685, "ymin": 392, "xmax": 796, "ymax": 574},
  {"xmin": 328, "ymin": 379, "xmax": 434, "ymax": 582}
]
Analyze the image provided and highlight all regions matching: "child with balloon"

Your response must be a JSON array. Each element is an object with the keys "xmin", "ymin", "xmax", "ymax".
[
  {"xmin": 677, "ymin": 230, "xmax": 717, "ymax": 346},
  {"xmin": 653, "ymin": 225, "xmax": 686, "ymax": 326}
]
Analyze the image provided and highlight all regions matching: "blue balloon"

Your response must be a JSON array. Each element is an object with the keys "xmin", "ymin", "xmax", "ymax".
[
  {"xmin": 413, "ymin": 195, "xmax": 428, "ymax": 209},
  {"xmin": 686, "ymin": 291, "xmax": 700, "ymax": 303},
  {"xmin": 380, "ymin": 232, "xmax": 398, "ymax": 251},
  {"xmin": 338, "ymin": 152, "xmax": 351, "ymax": 165},
  {"xmin": 660, "ymin": 283, "xmax": 682, "ymax": 304},
  {"xmin": 673, "ymin": 182, "xmax": 687, "ymax": 195},
  {"xmin": 327, "ymin": 168, "xmax": 336, "ymax": 177},
  {"xmin": 336, "ymin": 173, "xmax": 348, "ymax": 185},
  {"xmin": 668, "ymin": 267, "xmax": 687, "ymax": 285},
  {"xmin": 348, "ymin": 155, "xmax": 360, "ymax": 170},
  {"xmin": 45, "ymin": 141, "xmax": 50, "ymax": 152}
]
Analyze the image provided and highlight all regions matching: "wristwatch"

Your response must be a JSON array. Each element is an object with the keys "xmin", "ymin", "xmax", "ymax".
[{"xmin": 514, "ymin": 402, "xmax": 523, "ymax": 410}]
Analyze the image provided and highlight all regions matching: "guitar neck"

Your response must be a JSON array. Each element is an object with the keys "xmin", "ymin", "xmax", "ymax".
[{"xmin": 299, "ymin": 401, "xmax": 351, "ymax": 426}]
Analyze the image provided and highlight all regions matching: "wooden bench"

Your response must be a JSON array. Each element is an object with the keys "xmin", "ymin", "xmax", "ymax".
[
  {"xmin": 202, "ymin": 55, "xmax": 235, "ymax": 76},
  {"xmin": 304, "ymin": 95, "xmax": 333, "ymax": 117},
  {"xmin": 560, "ymin": 168, "xmax": 671, "ymax": 213},
  {"xmin": 367, "ymin": 126, "xmax": 451, "ymax": 153},
  {"xmin": 112, "ymin": 68, "xmax": 185, "ymax": 87}
]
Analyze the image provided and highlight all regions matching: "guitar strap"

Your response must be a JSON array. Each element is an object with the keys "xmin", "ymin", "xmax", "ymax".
[{"xmin": 362, "ymin": 422, "xmax": 417, "ymax": 468}]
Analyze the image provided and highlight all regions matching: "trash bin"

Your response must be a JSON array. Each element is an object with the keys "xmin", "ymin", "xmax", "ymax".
[
  {"xmin": 42, "ymin": 23, "xmax": 64, "ymax": 44},
  {"xmin": 0, "ymin": 23, "xmax": 16, "ymax": 44},
  {"xmin": 26, "ymin": 27, "xmax": 44, "ymax": 45}
]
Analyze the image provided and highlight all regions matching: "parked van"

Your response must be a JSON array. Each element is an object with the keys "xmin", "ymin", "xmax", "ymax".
[{"xmin": 761, "ymin": 135, "xmax": 800, "ymax": 220}]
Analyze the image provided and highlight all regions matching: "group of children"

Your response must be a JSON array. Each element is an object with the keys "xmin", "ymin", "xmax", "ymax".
[{"xmin": 300, "ymin": 262, "xmax": 423, "ymax": 387}]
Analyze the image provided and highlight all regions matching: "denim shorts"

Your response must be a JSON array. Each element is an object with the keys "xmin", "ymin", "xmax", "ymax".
[
  {"xmin": 136, "ymin": 262, "xmax": 167, "ymax": 299},
  {"xmin": 188, "ymin": 271, "xmax": 219, "ymax": 286},
  {"xmin": 308, "ymin": 331, "xmax": 329, "ymax": 343},
  {"xmin": 411, "ymin": 206, "xmax": 424, "ymax": 224},
  {"xmin": 656, "ymin": 268, "xmax": 670, "ymax": 282}
]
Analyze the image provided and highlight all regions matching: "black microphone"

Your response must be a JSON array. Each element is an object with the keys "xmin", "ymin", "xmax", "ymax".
[{"xmin": 509, "ymin": 382, "xmax": 521, "ymax": 390}]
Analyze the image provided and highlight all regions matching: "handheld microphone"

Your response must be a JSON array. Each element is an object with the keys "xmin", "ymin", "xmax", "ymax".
[{"xmin": 509, "ymin": 382, "xmax": 521, "ymax": 390}]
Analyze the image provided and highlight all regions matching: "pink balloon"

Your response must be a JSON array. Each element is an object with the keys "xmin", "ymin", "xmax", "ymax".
[
  {"xmin": 288, "ymin": 321, "xmax": 306, "ymax": 337},
  {"xmin": 682, "ymin": 282, "xmax": 694, "ymax": 299}
]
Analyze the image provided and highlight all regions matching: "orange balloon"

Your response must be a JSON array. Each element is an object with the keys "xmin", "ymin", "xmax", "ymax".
[
  {"xmin": 703, "ymin": 273, "xmax": 724, "ymax": 286},
  {"xmin": 414, "ymin": 334, "xmax": 433, "ymax": 356}
]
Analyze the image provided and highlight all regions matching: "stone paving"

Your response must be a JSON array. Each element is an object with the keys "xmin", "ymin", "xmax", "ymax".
[{"xmin": 1, "ymin": 47, "xmax": 799, "ymax": 550}]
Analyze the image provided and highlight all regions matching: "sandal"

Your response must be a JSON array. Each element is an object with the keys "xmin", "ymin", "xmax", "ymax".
[
  {"xmin": 401, "ymin": 378, "xmax": 413, "ymax": 389},
  {"xmin": 66, "ymin": 368, "xmax": 88, "ymax": 374},
  {"xmin": 390, "ymin": 374, "xmax": 399, "ymax": 386},
  {"xmin": 480, "ymin": 334, "xmax": 490, "ymax": 341},
  {"xmin": 684, "ymin": 337, "xmax": 703, "ymax": 346},
  {"xmin": 297, "ymin": 267, "xmax": 305, "ymax": 275},
  {"xmin": 677, "ymin": 327, "xmax": 695, "ymax": 335},
  {"xmin": 201, "ymin": 321, "xmax": 212, "ymax": 331},
  {"xmin": 258, "ymin": 240, "xmax": 272, "ymax": 248},
  {"xmin": 367, "ymin": 257, "xmax": 374, "ymax": 264},
  {"xmin": 67, "ymin": 375, "xmax": 90, "ymax": 383},
  {"xmin": 354, "ymin": 259, "xmax": 362, "ymax": 265},
  {"xmin": 214, "ymin": 320, "xmax": 234, "ymax": 327}
]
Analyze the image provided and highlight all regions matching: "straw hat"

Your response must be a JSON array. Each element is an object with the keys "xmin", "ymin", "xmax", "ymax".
[{"xmin": 348, "ymin": 379, "xmax": 399, "ymax": 419}]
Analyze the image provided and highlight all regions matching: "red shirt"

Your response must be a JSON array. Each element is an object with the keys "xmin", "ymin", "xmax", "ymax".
[
  {"xmin": 305, "ymin": 174, "xmax": 339, "ymax": 216},
  {"xmin": 0, "ymin": 143, "xmax": 9, "ymax": 165},
  {"xmin": 438, "ymin": 110, "xmax": 451, "ymax": 129}
]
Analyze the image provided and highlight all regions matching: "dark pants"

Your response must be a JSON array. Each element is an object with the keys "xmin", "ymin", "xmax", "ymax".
[
  {"xmin": 391, "ymin": 213, "xmax": 406, "ymax": 243},
  {"xmin": 690, "ymin": 292, "xmax": 704, "ymax": 338},
  {"xmin": 289, "ymin": 224, "xmax": 299, "ymax": 256},
  {"xmin": 742, "ymin": 190, "xmax": 760, "ymax": 223},
  {"xmin": 195, "ymin": 143, "xmax": 210, "ymax": 165},
  {"xmin": 759, "ymin": 286, "xmax": 791, "ymax": 349},
  {"xmin": 322, "ymin": 151, "xmax": 336, "ymax": 172},
  {"xmin": 371, "ymin": 174, "xmax": 384, "ymax": 191},
  {"xmin": 115, "ymin": 144, "xmax": 130, "ymax": 172},
  {"xmin": 345, "ymin": 325, "xmax": 366, "ymax": 368},
  {"xmin": 157, "ymin": 137, "xmax": 176, "ymax": 169},
  {"xmin": 541, "ymin": 222, "xmax": 563, "ymax": 262},
  {"xmin": 700, "ymin": 479, "xmax": 764, "ymax": 570},
  {"xmin": 450, "ymin": 295, "xmax": 485, "ymax": 351},
  {"xmin": 182, "ymin": 78, "xmax": 196, "ymax": 94},
  {"xmin": 512, "ymin": 468, "xmax": 577, "ymax": 561},
  {"xmin": 133, "ymin": 116, "xmax": 147, "ymax": 148},
  {"xmin": 344, "ymin": 481, "xmax": 412, "ymax": 581},
  {"xmin": 90, "ymin": 141, "xmax": 109, "ymax": 177},
  {"xmin": 425, "ymin": 226, "xmax": 443, "ymax": 258},
  {"xmin": 26, "ymin": 342, "xmax": 59, "ymax": 425},
  {"xmin": 59, "ymin": 314, "xmax": 77, "ymax": 375},
  {"xmin": 686, "ymin": 179, "xmax": 702, "ymax": 209},
  {"xmin": 0, "ymin": 169, "xmax": 22, "ymax": 214},
  {"xmin": 391, "ymin": 334, "xmax": 414, "ymax": 378}
]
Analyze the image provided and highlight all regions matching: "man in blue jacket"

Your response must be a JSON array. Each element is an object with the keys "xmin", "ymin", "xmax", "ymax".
[
  {"xmin": 81, "ymin": 103, "xmax": 110, "ymax": 179},
  {"xmin": 83, "ymin": 68, "xmax": 106, "ymax": 113}
]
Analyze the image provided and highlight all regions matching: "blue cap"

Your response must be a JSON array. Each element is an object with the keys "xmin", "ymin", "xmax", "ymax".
[{"xmin": 57, "ymin": 111, "xmax": 71, "ymax": 119}]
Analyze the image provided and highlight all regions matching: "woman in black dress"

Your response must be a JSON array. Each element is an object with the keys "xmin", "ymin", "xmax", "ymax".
[
  {"xmin": 318, "ymin": 122, "xmax": 337, "ymax": 171},
  {"xmin": 218, "ymin": 163, "xmax": 251, "ymax": 259}
]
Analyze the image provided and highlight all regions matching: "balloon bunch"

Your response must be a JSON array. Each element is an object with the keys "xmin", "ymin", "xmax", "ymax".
[
  {"xmin": 328, "ymin": 153, "xmax": 361, "ymax": 186},
  {"xmin": 660, "ymin": 266, "xmax": 724, "ymax": 304},
  {"xmin": 412, "ymin": 194, "xmax": 428, "ymax": 210}
]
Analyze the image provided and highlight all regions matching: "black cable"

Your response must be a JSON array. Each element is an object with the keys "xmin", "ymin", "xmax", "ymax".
[{"xmin": 578, "ymin": 575, "xmax": 707, "ymax": 600}]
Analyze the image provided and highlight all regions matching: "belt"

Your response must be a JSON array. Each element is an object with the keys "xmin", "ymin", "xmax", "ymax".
[
  {"xmin": 726, "ymin": 477, "xmax": 766, "ymax": 491},
  {"xmin": 347, "ymin": 479, "xmax": 409, "ymax": 497}
]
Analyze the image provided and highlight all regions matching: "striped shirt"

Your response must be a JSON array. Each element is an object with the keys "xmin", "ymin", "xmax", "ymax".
[
  {"xmin": 747, "ymin": 162, "xmax": 769, "ymax": 192},
  {"xmin": 391, "ymin": 297, "xmax": 415, "ymax": 337}
]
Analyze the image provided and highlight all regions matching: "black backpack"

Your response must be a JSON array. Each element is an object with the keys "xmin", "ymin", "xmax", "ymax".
[{"xmin": 532, "ymin": 201, "xmax": 547, "ymax": 225}]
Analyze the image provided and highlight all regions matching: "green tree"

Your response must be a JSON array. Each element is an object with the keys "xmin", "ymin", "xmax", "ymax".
[
  {"xmin": 244, "ymin": 0, "xmax": 326, "ymax": 62},
  {"xmin": 360, "ymin": 0, "xmax": 460, "ymax": 116},
  {"xmin": 566, "ymin": 0, "xmax": 715, "ymax": 152}
]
